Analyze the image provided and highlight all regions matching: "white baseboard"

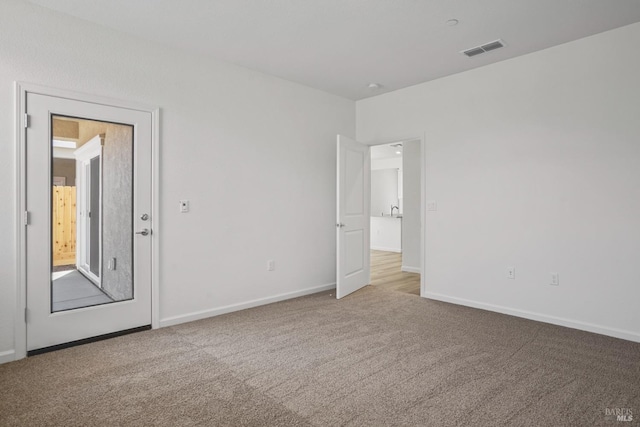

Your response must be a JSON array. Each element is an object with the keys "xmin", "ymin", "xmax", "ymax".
[
  {"xmin": 0, "ymin": 350, "xmax": 16, "ymax": 365},
  {"xmin": 401, "ymin": 265, "xmax": 421, "ymax": 274},
  {"xmin": 371, "ymin": 246, "xmax": 401, "ymax": 253},
  {"xmin": 160, "ymin": 282, "xmax": 336, "ymax": 328},
  {"xmin": 424, "ymin": 291, "xmax": 640, "ymax": 343}
]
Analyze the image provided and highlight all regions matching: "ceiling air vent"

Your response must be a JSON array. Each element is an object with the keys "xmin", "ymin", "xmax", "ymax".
[{"xmin": 461, "ymin": 39, "xmax": 505, "ymax": 58}]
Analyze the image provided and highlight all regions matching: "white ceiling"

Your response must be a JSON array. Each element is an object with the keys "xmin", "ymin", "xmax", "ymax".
[{"xmin": 26, "ymin": 0, "xmax": 640, "ymax": 100}]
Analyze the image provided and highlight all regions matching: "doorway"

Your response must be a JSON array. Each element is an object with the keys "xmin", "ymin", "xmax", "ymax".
[
  {"xmin": 369, "ymin": 140, "xmax": 421, "ymax": 296},
  {"xmin": 336, "ymin": 135, "xmax": 424, "ymax": 299},
  {"xmin": 17, "ymin": 85, "xmax": 157, "ymax": 355}
]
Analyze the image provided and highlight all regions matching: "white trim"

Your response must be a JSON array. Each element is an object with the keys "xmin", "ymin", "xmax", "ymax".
[
  {"xmin": 151, "ymin": 108, "xmax": 161, "ymax": 330},
  {"xmin": 53, "ymin": 147, "xmax": 76, "ymax": 159},
  {"xmin": 14, "ymin": 82, "xmax": 27, "ymax": 361},
  {"xmin": 0, "ymin": 350, "xmax": 16, "ymax": 365},
  {"xmin": 420, "ymin": 132, "xmax": 426, "ymax": 298},
  {"xmin": 52, "ymin": 139, "xmax": 77, "ymax": 149},
  {"xmin": 160, "ymin": 283, "xmax": 336, "ymax": 328},
  {"xmin": 17, "ymin": 82, "xmax": 157, "ymax": 113},
  {"xmin": 371, "ymin": 246, "xmax": 401, "ymax": 253},
  {"xmin": 401, "ymin": 266, "xmax": 421, "ymax": 273},
  {"xmin": 74, "ymin": 135, "xmax": 103, "ymax": 285},
  {"xmin": 14, "ymin": 82, "xmax": 160, "ymax": 361},
  {"xmin": 73, "ymin": 134, "xmax": 102, "ymax": 157},
  {"xmin": 424, "ymin": 291, "xmax": 640, "ymax": 343}
]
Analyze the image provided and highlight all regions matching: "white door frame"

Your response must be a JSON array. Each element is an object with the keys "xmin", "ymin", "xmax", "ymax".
[
  {"xmin": 13, "ymin": 82, "xmax": 161, "ymax": 361},
  {"xmin": 365, "ymin": 134, "xmax": 426, "ymax": 297},
  {"xmin": 74, "ymin": 134, "xmax": 103, "ymax": 286}
]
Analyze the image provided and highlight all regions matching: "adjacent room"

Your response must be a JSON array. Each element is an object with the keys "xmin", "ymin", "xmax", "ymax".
[
  {"xmin": 370, "ymin": 140, "xmax": 421, "ymax": 296},
  {"xmin": 51, "ymin": 116, "xmax": 134, "ymax": 311},
  {"xmin": 1, "ymin": 0, "xmax": 639, "ymax": 426}
]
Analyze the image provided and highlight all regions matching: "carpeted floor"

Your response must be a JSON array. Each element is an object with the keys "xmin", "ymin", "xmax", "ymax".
[{"xmin": 1, "ymin": 286, "xmax": 638, "ymax": 426}]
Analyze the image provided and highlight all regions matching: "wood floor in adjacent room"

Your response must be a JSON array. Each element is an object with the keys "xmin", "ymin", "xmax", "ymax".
[{"xmin": 370, "ymin": 250, "xmax": 420, "ymax": 295}]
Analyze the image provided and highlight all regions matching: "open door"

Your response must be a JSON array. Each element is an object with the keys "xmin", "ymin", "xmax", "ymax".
[{"xmin": 336, "ymin": 135, "xmax": 370, "ymax": 298}]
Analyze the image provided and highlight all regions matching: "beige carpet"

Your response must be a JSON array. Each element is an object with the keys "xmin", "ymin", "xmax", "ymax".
[{"xmin": 1, "ymin": 286, "xmax": 639, "ymax": 426}]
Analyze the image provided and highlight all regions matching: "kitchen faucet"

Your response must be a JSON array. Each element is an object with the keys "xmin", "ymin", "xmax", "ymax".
[{"xmin": 391, "ymin": 205, "xmax": 399, "ymax": 216}]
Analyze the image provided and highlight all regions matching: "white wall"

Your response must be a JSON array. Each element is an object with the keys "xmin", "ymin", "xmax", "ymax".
[
  {"xmin": 0, "ymin": 0, "xmax": 354, "ymax": 360},
  {"xmin": 371, "ymin": 157, "xmax": 402, "ymax": 171},
  {"xmin": 357, "ymin": 23, "xmax": 640, "ymax": 342},
  {"xmin": 370, "ymin": 169, "xmax": 399, "ymax": 217},
  {"xmin": 401, "ymin": 140, "xmax": 421, "ymax": 272}
]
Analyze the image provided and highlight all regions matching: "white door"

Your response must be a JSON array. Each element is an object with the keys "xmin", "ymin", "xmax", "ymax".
[
  {"xmin": 26, "ymin": 92, "xmax": 153, "ymax": 352},
  {"xmin": 336, "ymin": 135, "xmax": 370, "ymax": 298}
]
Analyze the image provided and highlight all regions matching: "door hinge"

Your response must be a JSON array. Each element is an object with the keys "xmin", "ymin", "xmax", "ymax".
[
  {"xmin": 24, "ymin": 211, "xmax": 30, "ymax": 226},
  {"xmin": 24, "ymin": 307, "xmax": 28, "ymax": 323},
  {"xmin": 24, "ymin": 113, "xmax": 30, "ymax": 129}
]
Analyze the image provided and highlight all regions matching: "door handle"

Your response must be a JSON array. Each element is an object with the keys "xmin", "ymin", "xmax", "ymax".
[
  {"xmin": 336, "ymin": 223, "xmax": 345, "ymax": 228},
  {"xmin": 135, "ymin": 228, "xmax": 151, "ymax": 236}
]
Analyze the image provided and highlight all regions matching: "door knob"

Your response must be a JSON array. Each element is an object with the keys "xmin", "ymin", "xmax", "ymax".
[
  {"xmin": 140, "ymin": 213, "xmax": 149, "ymax": 221},
  {"xmin": 135, "ymin": 228, "xmax": 151, "ymax": 236},
  {"xmin": 336, "ymin": 223, "xmax": 345, "ymax": 228}
]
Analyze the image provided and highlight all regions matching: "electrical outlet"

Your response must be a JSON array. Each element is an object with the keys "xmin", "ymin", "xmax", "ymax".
[
  {"xmin": 550, "ymin": 272, "xmax": 559, "ymax": 286},
  {"xmin": 267, "ymin": 260, "xmax": 275, "ymax": 271},
  {"xmin": 507, "ymin": 267, "xmax": 515, "ymax": 279},
  {"xmin": 179, "ymin": 200, "xmax": 190, "ymax": 213}
]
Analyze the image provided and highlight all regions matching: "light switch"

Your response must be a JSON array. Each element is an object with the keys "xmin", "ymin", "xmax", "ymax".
[
  {"xmin": 179, "ymin": 200, "xmax": 190, "ymax": 213},
  {"xmin": 427, "ymin": 200, "xmax": 437, "ymax": 211}
]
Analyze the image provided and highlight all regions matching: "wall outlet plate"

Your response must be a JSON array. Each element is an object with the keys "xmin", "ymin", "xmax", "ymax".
[
  {"xmin": 179, "ymin": 200, "xmax": 190, "ymax": 213},
  {"xmin": 507, "ymin": 267, "xmax": 515, "ymax": 279},
  {"xmin": 550, "ymin": 272, "xmax": 559, "ymax": 286}
]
